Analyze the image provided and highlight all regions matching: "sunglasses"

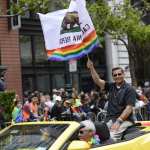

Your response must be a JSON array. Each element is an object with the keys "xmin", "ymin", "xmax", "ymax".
[
  {"xmin": 113, "ymin": 73, "xmax": 122, "ymax": 77},
  {"xmin": 79, "ymin": 129, "xmax": 92, "ymax": 135}
]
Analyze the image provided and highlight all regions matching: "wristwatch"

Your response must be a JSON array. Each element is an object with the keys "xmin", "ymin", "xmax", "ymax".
[{"xmin": 116, "ymin": 118, "xmax": 124, "ymax": 124}]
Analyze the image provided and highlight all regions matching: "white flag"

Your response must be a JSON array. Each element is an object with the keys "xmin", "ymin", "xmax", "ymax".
[{"xmin": 38, "ymin": 0, "xmax": 99, "ymax": 61}]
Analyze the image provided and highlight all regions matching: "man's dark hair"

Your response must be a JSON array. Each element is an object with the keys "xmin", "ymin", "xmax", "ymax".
[{"xmin": 112, "ymin": 67, "xmax": 124, "ymax": 75}]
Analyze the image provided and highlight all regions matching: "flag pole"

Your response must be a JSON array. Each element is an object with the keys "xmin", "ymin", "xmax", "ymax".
[{"xmin": 86, "ymin": 54, "xmax": 90, "ymax": 60}]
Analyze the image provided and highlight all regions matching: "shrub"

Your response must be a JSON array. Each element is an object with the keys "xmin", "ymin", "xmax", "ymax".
[{"xmin": 0, "ymin": 92, "xmax": 15, "ymax": 122}]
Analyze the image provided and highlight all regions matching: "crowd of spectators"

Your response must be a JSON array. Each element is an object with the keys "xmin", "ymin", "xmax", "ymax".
[
  {"xmin": 11, "ymin": 81, "xmax": 150, "ymax": 125},
  {"xmin": 0, "ymin": 82, "xmax": 149, "ymax": 131},
  {"xmin": 11, "ymin": 88, "xmax": 107, "ymax": 123}
]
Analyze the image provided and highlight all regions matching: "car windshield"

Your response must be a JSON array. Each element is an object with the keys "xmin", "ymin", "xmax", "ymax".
[{"xmin": 0, "ymin": 123, "xmax": 68, "ymax": 150}]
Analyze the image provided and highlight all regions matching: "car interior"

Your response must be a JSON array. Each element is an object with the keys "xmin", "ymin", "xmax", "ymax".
[{"xmin": 94, "ymin": 121, "xmax": 148, "ymax": 147}]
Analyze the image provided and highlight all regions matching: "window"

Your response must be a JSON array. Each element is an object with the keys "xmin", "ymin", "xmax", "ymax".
[
  {"xmin": 20, "ymin": 36, "xmax": 32, "ymax": 64},
  {"xmin": 22, "ymin": 76, "xmax": 34, "ymax": 92},
  {"xmin": 34, "ymin": 36, "xmax": 47, "ymax": 63},
  {"xmin": 52, "ymin": 74, "xmax": 65, "ymax": 89},
  {"xmin": 37, "ymin": 74, "xmax": 50, "ymax": 92}
]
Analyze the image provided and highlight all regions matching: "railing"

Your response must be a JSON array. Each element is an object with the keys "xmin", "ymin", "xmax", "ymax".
[{"xmin": 141, "ymin": 107, "xmax": 150, "ymax": 120}]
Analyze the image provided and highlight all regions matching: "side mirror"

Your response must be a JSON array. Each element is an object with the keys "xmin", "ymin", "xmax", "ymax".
[{"xmin": 67, "ymin": 140, "xmax": 91, "ymax": 150}]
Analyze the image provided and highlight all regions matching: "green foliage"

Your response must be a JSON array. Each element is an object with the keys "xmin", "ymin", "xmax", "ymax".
[
  {"xmin": 88, "ymin": 0, "xmax": 110, "ymax": 35},
  {"xmin": 10, "ymin": 0, "xmax": 50, "ymax": 15},
  {"xmin": 0, "ymin": 92, "xmax": 15, "ymax": 122},
  {"xmin": 87, "ymin": 0, "xmax": 150, "ymax": 44},
  {"xmin": 9, "ymin": 0, "xmax": 69, "ymax": 15}
]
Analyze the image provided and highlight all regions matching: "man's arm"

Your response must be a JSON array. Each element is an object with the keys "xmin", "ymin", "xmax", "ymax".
[
  {"xmin": 111, "ymin": 105, "xmax": 133, "ymax": 131},
  {"xmin": 87, "ymin": 58, "xmax": 105, "ymax": 90},
  {"xmin": 118, "ymin": 87, "xmax": 136, "ymax": 122},
  {"xmin": 118, "ymin": 105, "xmax": 133, "ymax": 121}
]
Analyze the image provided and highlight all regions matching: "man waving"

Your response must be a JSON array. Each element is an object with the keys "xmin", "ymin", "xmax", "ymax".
[{"xmin": 87, "ymin": 58, "xmax": 136, "ymax": 141}]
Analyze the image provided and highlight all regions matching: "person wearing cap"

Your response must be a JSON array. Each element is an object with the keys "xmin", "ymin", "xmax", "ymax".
[
  {"xmin": 52, "ymin": 89, "xmax": 60, "ymax": 102},
  {"xmin": 63, "ymin": 99, "xmax": 72, "ymax": 113},
  {"xmin": 78, "ymin": 120, "xmax": 100, "ymax": 147},
  {"xmin": 51, "ymin": 96, "xmax": 63, "ymax": 120}
]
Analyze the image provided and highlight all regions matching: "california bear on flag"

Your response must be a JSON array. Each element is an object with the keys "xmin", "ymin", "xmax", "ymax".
[{"xmin": 38, "ymin": 0, "xmax": 99, "ymax": 61}]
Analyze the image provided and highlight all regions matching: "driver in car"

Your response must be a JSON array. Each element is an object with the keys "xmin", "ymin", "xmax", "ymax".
[{"xmin": 78, "ymin": 120, "xmax": 101, "ymax": 147}]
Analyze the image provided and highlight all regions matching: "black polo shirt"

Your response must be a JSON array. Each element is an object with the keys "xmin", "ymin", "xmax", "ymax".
[{"xmin": 104, "ymin": 81, "xmax": 136, "ymax": 122}]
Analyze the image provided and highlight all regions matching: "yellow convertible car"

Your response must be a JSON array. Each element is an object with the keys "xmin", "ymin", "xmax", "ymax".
[{"xmin": 0, "ymin": 121, "xmax": 150, "ymax": 150}]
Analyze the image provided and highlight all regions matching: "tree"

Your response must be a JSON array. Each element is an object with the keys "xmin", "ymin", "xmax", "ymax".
[
  {"xmin": 1, "ymin": 0, "xmax": 150, "ymax": 86},
  {"xmin": 88, "ymin": 0, "xmax": 150, "ymax": 86}
]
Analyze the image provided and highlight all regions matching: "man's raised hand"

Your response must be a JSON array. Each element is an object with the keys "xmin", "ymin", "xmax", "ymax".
[{"xmin": 87, "ymin": 58, "xmax": 93, "ymax": 69}]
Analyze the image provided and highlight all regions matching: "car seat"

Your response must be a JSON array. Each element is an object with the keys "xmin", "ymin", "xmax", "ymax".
[
  {"xmin": 122, "ymin": 123, "xmax": 145, "ymax": 140},
  {"xmin": 94, "ymin": 121, "xmax": 110, "ymax": 142}
]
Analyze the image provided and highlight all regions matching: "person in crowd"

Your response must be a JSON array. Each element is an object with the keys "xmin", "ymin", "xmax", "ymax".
[
  {"xmin": 61, "ymin": 99, "xmax": 72, "ymax": 120},
  {"xmin": 98, "ymin": 90, "xmax": 108, "ymax": 110},
  {"xmin": 12, "ymin": 100, "xmax": 22, "ymax": 123},
  {"xmin": 80, "ymin": 93, "xmax": 97, "ymax": 121},
  {"xmin": 132, "ymin": 87, "xmax": 148, "ymax": 121},
  {"xmin": 43, "ymin": 106, "xmax": 51, "ymax": 121},
  {"xmin": 143, "ymin": 81, "xmax": 150, "ymax": 96},
  {"xmin": 22, "ymin": 104, "xmax": 31, "ymax": 122},
  {"xmin": 71, "ymin": 88, "xmax": 79, "ymax": 104},
  {"xmin": 51, "ymin": 96, "xmax": 63, "ymax": 120},
  {"xmin": 13, "ymin": 94, "xmax": 21, "ymax": 103},
  {"xmin": 45, "ymin": 94, "xmax": 54, "ymax": 111},
  {"xmin": 89, "ymin": 91, "xmax": 100, "ymax": 115},
  {"xmin": 52, "ymin": 89, "xmax": 60, "ymax": 102},
  {"xmin": 87, "ymin": 58, "xmax": 136, "ymax": 141},
  {"xmin": 78, "ymin": 120, "xmax": 100, "ymax": 147},
  {"xmin": 59, "ymin": 88, "xmax": 67, "ymax": 101},
  {"xmin": 29, "ymin": 95, "xmax": 39, "ymax": 120},
  {"xmin": 135, "ymin": 88, "xmax": 148, "ymax": 106},
  {"xmin": 62, "ymin": 99, "xmax": 72, "ymax": 112},
  {"xmin": 80, "ymin": 93, "xmax": 91, "ymax": 114},
  {"xmin": 38, "ymin": 95, "xmax": 46, "ymax": 117}
]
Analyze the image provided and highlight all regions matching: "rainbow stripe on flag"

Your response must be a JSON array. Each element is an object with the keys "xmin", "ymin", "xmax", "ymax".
[{"xmin": 47, "ymin": 30, "xmax": 99, "ymax": 61}]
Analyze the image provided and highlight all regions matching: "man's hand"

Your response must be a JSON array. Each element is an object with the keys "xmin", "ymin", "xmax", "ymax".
[
  {"xmin": 110, "ymin": 121, "xmax": 121, "ymax": 131},
  {"xmin": 87, "ymin": 58, "xmax": 93, "ymax": 69},
  {"xmin": 86, "ymin": 57, "xmax": 105, "ymax": 89}
]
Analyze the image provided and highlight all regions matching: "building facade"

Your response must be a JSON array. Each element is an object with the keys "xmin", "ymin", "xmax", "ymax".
[
  {"xmin": 0, "ymin": 0, "xmax": 106, "ymax": 96},
  {"xmin": 0, "ymin": 0, "xmax": 22, "ymax": 96}
]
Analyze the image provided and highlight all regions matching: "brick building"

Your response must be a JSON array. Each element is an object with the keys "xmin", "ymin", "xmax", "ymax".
[{"xmin": 0, "ymin": 0, "xmax": 22, "ymax": 96}]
